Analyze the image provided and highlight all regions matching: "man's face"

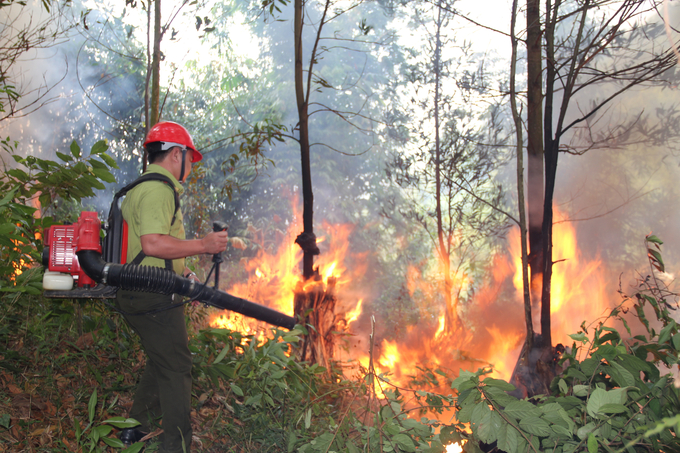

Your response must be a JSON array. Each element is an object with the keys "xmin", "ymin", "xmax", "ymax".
[{"xmin": 181, "ymin": 149, "xmax": 193, "ymax": 182}]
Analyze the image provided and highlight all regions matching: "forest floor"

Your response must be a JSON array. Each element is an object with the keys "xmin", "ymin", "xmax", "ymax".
[{"xmin": 0, "ymin": 299, "xmax": 262, "ymax": 453}]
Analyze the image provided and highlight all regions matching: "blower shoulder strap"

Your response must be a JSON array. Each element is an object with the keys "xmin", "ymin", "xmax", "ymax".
[
  {"xmin": 113, "ymin": 173, "xmax": 180, "ymax": 271},
  {"xmin": 114, "ymin": 173, "xmax": 180, "ymax": 226}
]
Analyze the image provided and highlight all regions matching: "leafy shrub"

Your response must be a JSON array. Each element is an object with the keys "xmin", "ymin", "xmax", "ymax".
[
  {"xmin": 448, "ymin": 235, "xmax": 680, "ymax": 453},
  {"xmin": 0, "ymin": 138, "xmax": 117, "ymax": 291}
]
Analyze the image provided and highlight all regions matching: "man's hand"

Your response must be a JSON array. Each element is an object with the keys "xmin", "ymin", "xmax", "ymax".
[
  {"xmin": 141, "ymin": 230, "xmax": 229, "ymax": 259},
  {"xmin": 201, "ymin": 230, "xmax": 229, "ymax": 254}
]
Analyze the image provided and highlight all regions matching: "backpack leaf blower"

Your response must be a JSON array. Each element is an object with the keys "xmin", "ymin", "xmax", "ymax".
[{"xmin": 41, "ymin": 211, "xmax": 296, "ymax": 330}]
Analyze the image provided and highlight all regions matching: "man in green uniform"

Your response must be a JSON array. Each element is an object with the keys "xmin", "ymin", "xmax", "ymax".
[{"xmin": 117, "ymin": 121, "xmax": 229, "ymax": 453}]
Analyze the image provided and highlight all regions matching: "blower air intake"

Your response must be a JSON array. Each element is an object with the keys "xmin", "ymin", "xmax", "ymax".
[{"xmin": 41, "ymin": 211, "xmax": 296, "ymax": 330}]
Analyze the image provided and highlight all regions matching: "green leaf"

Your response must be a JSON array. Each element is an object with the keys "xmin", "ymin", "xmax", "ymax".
[
  {"xmin": 392, "ymin": 433, "xmax": 416, "ymax": 452},
  {"xmin": 482, "ymin": 377, "xmax": 516, "ymax": 392},
  {"xmin": 304, "ymin": 408, "xmax": 312, "ymax": 429},
  {"xmin": 586, "ymin": 388, "xmax": 606, "ymax": 418},
  {"xmin": 471, "ymin": 400, "xmax": 491, "ymax": 428},
  {"xmin": 587, "ymin": 433, "xmax": 599, "ymax": 453},
  {"xmin": 451, "ymin": 370, "xmax": 476, "ymax": 390},
  {"xmin": 672, "ymin": 333, "xmax": 680, "ymax": 350},
  {"xmin": 658, "ymin": 320, "xmax": 676, "ymax": 345},
  {"xmin": 574, "ymin": 385, "xmax": 590, "ymax": 397},
  {"xmin": 541, "ymin": 403, "xmax": 574, "ymax": 432},
  {"xmin": 0, "ymin": 224, "xmax": 16, "ymax": 235},
  {"xmin": 121, "ymin": 442, "xmax": 145, "ymax": 453},
  {"xmin": 88, "ymin": 388, "xmax": 97, "ymax": 423},
  {"xmin": 456, "ymin": 399, "xmax": 475, "ymax": 423},
  {"xmin": 648, "ymin": 249, "xmax": 665, "ymax": 272},
  {"xmin": 477, "ymin": 409, "xmax": 503, "ymax": 444},
  {"xmin": 609, "ymin": 362, "xmax": 636, "ymax": 388},
  {"xmin": 102, "ymin": 436, "xmax": 125, "ymax": 448},
  {"xmin": 646, "ymin": 235, "xmax": 663, "ymax": 245},
  {"xmin": 102, "ymin": 417, "xmax": 140, "ymax": 429},
  {"xmin": 56, "ymin": 151, "xmax": 72, "ymax": 162},
  {"xmin": 519, "ymin": 416, "xmax": 552, "ymax": 437},
  {"xmin": 597, "ymin": 404, "xmax": 627, "ymax": 414},
  {"xmin": 6, "ymin": 168, "xmax": 28, "ymax": 181},
  {"xmin": 90, "ymin": 139, "xmax": 108, "ymax": 155},
  {"xmin": 99, "ymin": 153, "xmax": 119, "ymax": 168},
  {"xmin": 93, "ymin": 424, "xmax": 113, "ymax": 437},
  {"xmin": 552, "ymin": 424, "xmax": 572, "ymax": 437},
  {"xmin": 244, "ymin": 393, "xmax": 262, "ymax": 406},
  {"xmin": 0, "ymin": 413, "xmax": 10, "ymax": 429},
  {"xmin": 503, "ymin": 400, "xmax": 541, "ymax": 419},
  {"xmin": 213, "ymin": 345, "xmax": 230, "ymax": 365},
  {"xmin": 580, "ymin": 357, "xmax": 601, "ymax": 376},
  {"xmin": 558, "ymin": 379, "xmax": 568, "ymax": 394},
  {"xmin": 484, "ymin": 385, "xmax": 518, "ymax": 407},
  {"xmin": 497, "ymin": 423, "xmax": 518, "ymax": 453},
  {"xmin": 70, "ymin": 140, "xmax": 81, "ymax": 158},
  {"xmin": 569, "ymin": 332, "xmax": 588, "ymax": 343},
  {"xmin": 230, "ymin": 383, "xmax": 243, "ymax": 396},
  {"xmin": 577, "ymin": 422, "xmax": 597, "ymax": 440}
]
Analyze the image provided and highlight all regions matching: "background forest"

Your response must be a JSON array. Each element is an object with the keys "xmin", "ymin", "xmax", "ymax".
[{"xmin": 3, "ymin": 0, "xmax": 680, "ymax": 452}]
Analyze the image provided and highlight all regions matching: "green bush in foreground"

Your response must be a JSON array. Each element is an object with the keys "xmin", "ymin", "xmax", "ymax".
[{"xmin": 449, "ymin": 235, "xmax": 680, "ymax": 453}]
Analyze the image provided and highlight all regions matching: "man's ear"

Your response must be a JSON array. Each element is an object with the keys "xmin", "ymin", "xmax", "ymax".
[{"xmin": 171, "ymin": 146, "xmax": 182, "ymax": 162}]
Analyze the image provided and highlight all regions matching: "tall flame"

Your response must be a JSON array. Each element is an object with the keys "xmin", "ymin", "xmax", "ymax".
[{"xmin": 208, "ymin": 201, "xmax": 615, "ymax": 402}]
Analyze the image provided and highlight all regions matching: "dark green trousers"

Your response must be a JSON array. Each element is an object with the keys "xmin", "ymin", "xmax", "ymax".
[{"xmin": 118, "ymin": 290, "xmax": 193, "ymax": 453}]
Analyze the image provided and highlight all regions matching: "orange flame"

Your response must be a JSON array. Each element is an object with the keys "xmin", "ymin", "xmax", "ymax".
[
  {"xmin": 446, "ymin": 442, "xmax": 464, "ymax": 453},
  {"xmin": 208, "ymin": 199, "xmax": 615, "ymax": 408}
]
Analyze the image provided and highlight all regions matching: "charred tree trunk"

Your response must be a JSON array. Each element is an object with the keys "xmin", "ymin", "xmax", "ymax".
[
  {"xmin": 292, "ymin": 0, "xmax": 336, "ymax": 367},
  {"xmin": 509, "ymin": 0, "xmax": 533, "ymax": 356},
  {"xmin": 294, "ymin": 277, "xmax": 339, "ymax": 369},
  {"xmin": 293, "ymin": 0, "xmax": 319, "ymax": 281},
  {"xmin": 510, "ymin": 0, "xmax": 559, "ymax": 397},
  {"xmin": 526, "ymin": 0, "xmax": 544, "ymax": 312}
]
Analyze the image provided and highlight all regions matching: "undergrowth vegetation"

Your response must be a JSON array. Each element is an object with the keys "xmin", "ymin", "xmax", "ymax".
[
  {"xmin": 2, "ymin": 238, "xmax": 680, "ymax": 452},
  {"xmin": 1, "ymin": 146, "xmax": 679, "ymax": 452}
]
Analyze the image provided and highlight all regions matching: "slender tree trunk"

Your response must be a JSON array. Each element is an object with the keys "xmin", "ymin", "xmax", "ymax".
[
  {"xmin": 526, "ymin": 0, "xmax": 544, "ymax": 311},
  {"xmin": 293, "ymin": 0, "xmax": 318, "ymax": 280},
  {"xmin": 143, "ymin": 3, "xmax": 153, "ymax": 171},
  {"xmin": 510, "ymin": 0, "xmax": 533, "ymax": 354},
  {"xmin": 433, "ymin": 1, "xmax": 454, "ymax": 329},
  {"xmin": 150, "ymin": 0, "xmax": 161, "ymax": 127},
  {"xmin": 143, "ymin": 0, "xmax": 161, "ymax": 172}
]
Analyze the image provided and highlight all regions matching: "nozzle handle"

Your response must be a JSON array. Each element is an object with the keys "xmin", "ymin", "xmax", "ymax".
[
  {"xmin": 211, "ymin": 221, "xmax": 228, "ymax": 290},
  {"xmin": 213, "ymin": 221, "xmax": 228, "ymax": 233}
]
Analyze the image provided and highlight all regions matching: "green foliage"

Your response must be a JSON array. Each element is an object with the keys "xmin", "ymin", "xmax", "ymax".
[
  {"xmin": 74, "ymin": 388, "xmax": 143, "ymax": 453},
  {"xmin": 448, "ymin": 236, "xmax": 680, "ymax": 453},
  {"xmin": 190, "ymin": 325, "xmax": 455, "ymax": 452},
  {"xmin": 0, "ymin": 139, "xmax": 117, "ymax": 290}
]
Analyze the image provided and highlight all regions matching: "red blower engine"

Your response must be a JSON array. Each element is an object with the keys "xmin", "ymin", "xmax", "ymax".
[
  {"xmin": 42, "ymin": 212, "xmax": 112, "ymax": 296},
  {"xmin": 41, "ymin": 211, "xmax": 296, "ymax": 330}
]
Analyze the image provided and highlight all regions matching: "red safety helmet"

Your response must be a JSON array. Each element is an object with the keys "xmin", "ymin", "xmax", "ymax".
[{"xmin": 144, "ymin": 121, "xmax": 203, "ymax": 162}]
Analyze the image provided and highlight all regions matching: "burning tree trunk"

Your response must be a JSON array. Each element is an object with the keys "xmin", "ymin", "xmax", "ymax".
[
  {"xmin": 525, "ymin": 0, "xmax": 544, "ymax": 310},
  {"xmin": 293, "ymin": 0, "xmax": 319, "ymax": 282},
  {"xmin": 292, "ymin": 0, "xmax": 335, "ymax": 366},
  {"xmin": 294, "ymin": 277, "xmax": 340, "ymax": 368}
]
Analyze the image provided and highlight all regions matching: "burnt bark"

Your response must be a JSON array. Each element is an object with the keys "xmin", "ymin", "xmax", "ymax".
[{"xmin": 526, "ymin": 0, "xmax": 544, "ymax": 316}]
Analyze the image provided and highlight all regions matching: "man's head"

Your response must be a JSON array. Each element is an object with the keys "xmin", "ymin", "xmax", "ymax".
[{"xmin": 144, "ymin": 121, "xmax": 202, "ymax": 182}]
